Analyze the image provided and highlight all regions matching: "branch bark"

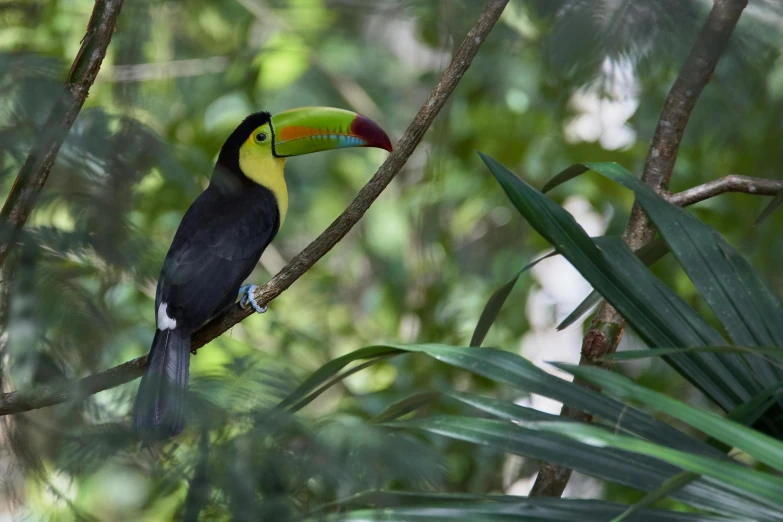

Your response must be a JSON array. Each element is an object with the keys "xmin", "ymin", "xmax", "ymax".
[
  {"xmin": 530, "ymin": 0, "xmax": 749, "ymax": 498},
  {"xmin": 0, "ymin": 0, "xmax": 124, "ymax": 268},
  {"xmin": 669, "ymin": 174, "xmax": 783, "ymax": 207},
  {"xmin": 0, "ymin": 0, "xmax": 510, "ymax": 417}
]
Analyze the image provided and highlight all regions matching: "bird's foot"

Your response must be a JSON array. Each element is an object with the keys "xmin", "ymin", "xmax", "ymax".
[{"xmin": 238, "ymin": 284, "xmax": 267, "ymax": 314}]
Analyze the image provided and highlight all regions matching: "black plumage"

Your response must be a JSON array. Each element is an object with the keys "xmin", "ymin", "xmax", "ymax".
[{"xmin": 133, "ymin": 112, "xmax": 280, "ymax": 440}]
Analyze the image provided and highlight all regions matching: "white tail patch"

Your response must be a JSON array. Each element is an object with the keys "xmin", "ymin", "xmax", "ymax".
[{"xmin": 157, "ymin": 302, "xmax": 177, "ymax": 330}]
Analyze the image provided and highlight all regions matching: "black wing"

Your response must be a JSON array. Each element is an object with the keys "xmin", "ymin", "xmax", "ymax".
[{"xmin": 155, "ymin": 185, "xmax": 279, "ymax": 331}]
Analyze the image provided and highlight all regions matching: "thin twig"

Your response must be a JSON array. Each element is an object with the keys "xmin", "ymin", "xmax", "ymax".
[
  {"xmin": 669, "ymin": 174, "xmax": 783, "ymax": 207},
  {"xmin": 104, "ymin": 57, "xmax": 229, "ymax": 83},
  {"xmin": 0, "ymin": 0, "xmax": 510, "ymax": 417},
  {"xmin": 0, "ymin": 0, "xmax": 124, "ymax": 268},
  {"xmin": 530, "ymin": 0, "xmax": 749, "ymax": 498}
]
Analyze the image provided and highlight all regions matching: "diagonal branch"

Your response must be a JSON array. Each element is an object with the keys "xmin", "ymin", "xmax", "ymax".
[
  {"xmin": 0, "ymin": 0, "xmax": 125, "ymax": 268},
  {"xmin": 530, "ymin": 0, "xmax": 750, "ymax": 498},
  {"xmin": 669, "ymin": 174, "xmax": 783, "ymax": 207},
  {"xmin": 0, "ymin": 0, "xmax": 510, "ymax": 417}
]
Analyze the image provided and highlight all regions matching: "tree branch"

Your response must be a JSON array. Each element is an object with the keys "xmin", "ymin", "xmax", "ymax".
[
  {"xmin": 0, "ymin": 0, "xmax": 124, "ymax": 268},
  {"xmin": 669, "ymin": 174, "xmax": 783, "ymax": 207},
  {"xmin": 530, "ymin": 0, "xmax": 749, "ymax": 498},
  {"xmin": 105, "ymin": 56, "xmax": 229, "ymax": 83},
  {"xmin": 0, "ymin": 0, "xmax": 510, "ymax": 417}
]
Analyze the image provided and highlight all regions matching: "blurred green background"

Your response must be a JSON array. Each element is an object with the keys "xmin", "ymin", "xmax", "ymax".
[{"xmin": 1, "ymin": 0, "xmax": 782, "ymax": 519}]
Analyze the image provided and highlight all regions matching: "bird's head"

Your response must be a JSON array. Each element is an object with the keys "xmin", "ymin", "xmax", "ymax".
[
  {"xmin": 216, "ymin": 107, "xmax": 392, "ymax": 225},
  {"xmin": 218, "ymin": 107, "xmax": 392, "ymax": 173}
]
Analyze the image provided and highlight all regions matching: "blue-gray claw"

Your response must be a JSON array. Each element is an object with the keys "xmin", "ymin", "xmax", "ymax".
[{"xmin": 239, "ymin": 284, "xmax": 267, "ymax": 314}]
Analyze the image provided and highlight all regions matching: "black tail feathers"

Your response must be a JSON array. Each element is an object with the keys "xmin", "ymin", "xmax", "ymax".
[{"xmin": 132, "ymin": 328, "xmax": 191, "ymax": 440}]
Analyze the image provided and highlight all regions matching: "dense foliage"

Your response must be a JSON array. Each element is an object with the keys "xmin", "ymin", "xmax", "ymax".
[{"xmin": 2, "ymin": 0, "xmax": 783, "ymax": 520}]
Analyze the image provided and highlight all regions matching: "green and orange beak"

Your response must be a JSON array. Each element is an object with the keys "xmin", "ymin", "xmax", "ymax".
[{"xmin": 270, "ymin": 107, "xmax": 392, "ymax": 157}]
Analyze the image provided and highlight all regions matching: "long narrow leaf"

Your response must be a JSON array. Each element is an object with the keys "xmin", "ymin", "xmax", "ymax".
[
  {"xmin": 557, "ymin": 290, "xmax": 601, "ymax": 331},
  {"xmin": 611, "ymin": 472, "xmax": 701, "ymax": 522},
  {"xmin": 480, "ymin": 152, "xmax": 722, "ymax": 348},
  {"xmin": 527, "ymin": 420, "xmax": 783, "ymax": 504},
  {"xmin": 471, "ymin": 251, "xmax": 557, "ymax": 347},
  {"xmin": 403, "ymin": 344, "xmax": 722, "ymax": 458},
  {"xmin": 370, "ymin": 392, "xmax": 441, "ymax": 423},
  {"xmin": 596, "ymin": 237, "xmax": 756, "ymax": 407},
  {"xmin": 447, "ymin": 391, "xmax": 561, "ymax": 423},
  {"xmin": 479, "ymin": 152, "xmax": 754, "ymax": 411},
  {"xmin": 584, "ymin": 162, "xmax": 783, "ymax": 388},
  {"xmin": 277, "ymin": 346, "xmax": 404, "ymax": 410},
  {"xmin": 556, "ymin": 363, "xmax": 783, "ymax": 472},
  {"xmin": 280, "ymin": 343, "xmax": 723, "ymax": 455},
  {"xmin": 715, "ymin": 236, "xmax": 783, "ymax": 348},
  {"xmin": 541, "ymin": 164, "xmax": 590, "ymax": 193},
  {"xmin": 390, "ymin": 416, "xmax": 782, "ymax": 519},
  {"xmin": 558, "ymin": 238, "xmax": 671, "ymax": 331},
  {"xmin": 306, "ymin": 494, "xmax": 746, "ymax": 522},
  {"xmin": 603, "ymin": 346, "xmax": 783, "ymax": 366},
  {"xmin": 612, "ymin": 381, "xmax": 783, "ymax": 522}
]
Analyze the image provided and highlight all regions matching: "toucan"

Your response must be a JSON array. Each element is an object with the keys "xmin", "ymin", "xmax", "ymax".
[{"xmin": 132, "ymin": 107, "xmax": 392, "ymax": 440}]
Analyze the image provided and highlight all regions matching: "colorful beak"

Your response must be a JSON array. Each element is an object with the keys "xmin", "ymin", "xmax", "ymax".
[{"xmin": 270, "ymin": 107, "xmax": 392, "ymax": 157}]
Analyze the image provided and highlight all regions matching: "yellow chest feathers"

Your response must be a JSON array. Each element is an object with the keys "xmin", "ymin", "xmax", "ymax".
[{"xmin": 238, "ymin": 143, "xmax": 288, "ymax": 227}]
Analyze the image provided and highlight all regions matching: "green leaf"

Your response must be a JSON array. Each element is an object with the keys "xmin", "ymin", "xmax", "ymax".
[
  {"xmin": 446, "ymin": 391, "xmax": 559, "ymax": 423},
  {"xmin": 307, "ymin": 493, "xmax": 747, "ymax": 521},
  {"xmin": 584, "ymin": 161, "xmax": 783, "ymax": 386},
  {"xmin": 556, "ymin": 289, "xmax": 601, "ymax": 331},
  {"xmin": 480, "ymin": 152, "xmax": 704, "ymax": 347},
  {"xmin": 558, "ymin": 238, "xmax": 670, "ymax": 331},
  {"xmin": 541, "ymin": 163, "xmax": 590, "ymax": 193},
  {"xmin": 282, "ymin": 343, "xmax": 781, "ymax": 518},
  {"xmin": 611, "ymin": 381, "xmax": 783, "ymax": 522},
  {"xmin": 473, "ymin": 345, "xmax": 714, "ymax": 454},
  {"xmin": 311, "ymin": 490, "xmax": 507, "ymax": 511},
  {"xmin": 556, "ymin": 363, "xmax": 783, "ymax": 473},
  {"xmin": 390, "ymin": 416, "xmax": 782, "ymax": 519},
  {"xmin": 595, "ymin": 237, "xmax": 754, "ymax": 409},
  {"xmin": 281, "ymin": 343, "xmax": 719, "ymax": 454},
  {"xmin": 725, "ymin": 380, "xmax": 783, "ymax": 426},
  {"xmin": 277, "ymin": 345, "xmax": 404, "ymax": 411},
  {"xmin": 714, "ymin": 236, "xmax": 783, "ymax": 348},
  {"xmin": 476, "ymin": 237, "xmax": 670, "ymax": 338},
  {"xmin": 528, "ymin": 419, "xmax": 783, "ymax": 505},
  {"xmin": 401, "ymin": 344, "xmax": 721, "ymax": 457},
  {"xmin": 602, "ymin": 346, "xmax": 783, "ymax": 366},
  {"xmin": 610, "ymin": 472, "xmax": 701, "ymax": 522},
  {"xmin": 471, "ymin": 251, "xmax": 556, "ymax": 347},
  {"xmin": 370, "ymin": 392, "xmax": 441, "ymax": 423},
  {"xmin": 479, "ymin": 152, "xmax": 754, "ymax": 411}
]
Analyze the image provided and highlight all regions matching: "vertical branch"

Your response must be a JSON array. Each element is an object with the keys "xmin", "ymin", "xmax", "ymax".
[
  {"xmin": 530, "ymin": 0, "xmax": 749, "ymax": 498},
  {"xmin": 0, "ymin": 0, "xmax": 125, "ymax": 268}
]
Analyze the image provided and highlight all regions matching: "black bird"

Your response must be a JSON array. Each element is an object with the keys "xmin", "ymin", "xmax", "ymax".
[{"xmin": 132, "ymin": 107, "xmax": 392, "ymax": 440}]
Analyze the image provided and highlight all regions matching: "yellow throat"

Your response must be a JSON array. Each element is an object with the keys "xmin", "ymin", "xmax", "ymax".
[{"xmin": 238, "ymin": 135, "xmax": 288, "ymax": 227}]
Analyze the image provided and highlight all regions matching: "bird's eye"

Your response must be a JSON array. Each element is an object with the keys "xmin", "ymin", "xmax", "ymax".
[{"xmin": 255, "ymin": 132, "xmax": 268, "ymax": 144}]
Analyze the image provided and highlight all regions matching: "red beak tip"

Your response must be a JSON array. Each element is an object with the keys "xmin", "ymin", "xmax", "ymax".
[{"xmin": 352, "ymin": 114, "xmax": 393, "ymax": 153}]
